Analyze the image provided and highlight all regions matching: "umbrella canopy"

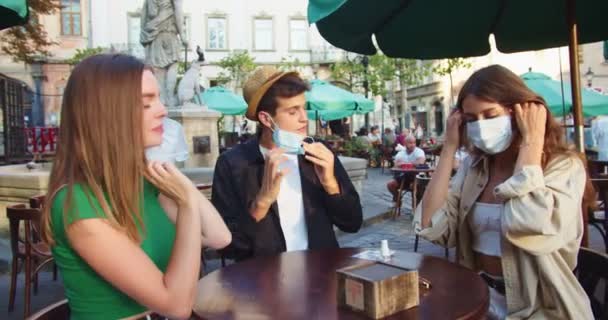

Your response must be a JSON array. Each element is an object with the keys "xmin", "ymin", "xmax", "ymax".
[
  {"xmin": 200, "ymin": 86, "xmax": 247, "ymax": 115},
  {"xmin": 308, "ymin": 0, "xmax": 608, "ymax": 152},
  {"xmin": 0, "ymin": 0, "xmax": 28, "ymax": 30},
  {"xmin": 305, "ymin": 79, "xmax": 374, "ymax": 120},
  {"xmin": 308, "ymin": 0, "xmax": 608, "ymax": 59},
  {"xmin": 521, "ymin": 71, "xmax": 608, "ymax": 118}
]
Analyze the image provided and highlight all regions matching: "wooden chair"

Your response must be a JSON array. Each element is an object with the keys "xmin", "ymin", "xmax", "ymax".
[
  {"xmin": 575, "ymin": 247, "xmax": 608, "ymax": 319},
  {"xmin": 7, "ymin": 204, "xmax": 55, "ymax": 317},
  {"xmin": 26, "ymin": 299, "xmax": 69, "ymax": 320},
  {"xmin": 380, "ymin": 145, "xmax": 395, "ymax": 174},
  {"xmin": 30, "ymin": 195, "xmax": 59, "ymax": 280},
  {"xmin": 411, "ymin": 175, "xmax": 449, "ymax": 259}
]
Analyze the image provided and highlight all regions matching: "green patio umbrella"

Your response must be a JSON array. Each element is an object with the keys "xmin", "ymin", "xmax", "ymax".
[
  {"xmin": 308, "ymin": 0, "xmax": 608, "ymax": 151},
  {"xmin": 522, "ymin": 71, "xmax": 608, "ymax": 118},
  {"xmin": 200, "ymin": 86, "xmax": 247, "ymax": 115},
  {"xmin": 0, "ymin": 0, "xmax": 28, "ymax": 30},
  {"xmin": 305, "ymin": 79, "xmax": 374, "ymax": 121},
  {"xmin": 309, "ymin": 0, "xmax": 608, "ymax": 59}
]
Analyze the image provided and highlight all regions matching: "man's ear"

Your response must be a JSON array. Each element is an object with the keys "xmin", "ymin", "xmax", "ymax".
[{"xmin": 258, "ymin": 112, "xmax": 273, "ymax": 129}]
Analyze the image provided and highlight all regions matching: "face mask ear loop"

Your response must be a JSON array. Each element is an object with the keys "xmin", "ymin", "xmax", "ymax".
[{"xmin": 262, "ymin": 112, "xmax": 277, "ymax": 132}]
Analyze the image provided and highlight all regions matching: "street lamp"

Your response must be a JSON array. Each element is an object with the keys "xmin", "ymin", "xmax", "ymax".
[{"xmin": 585, "ymin": 67, "xmax": 595, "ymax": 88}]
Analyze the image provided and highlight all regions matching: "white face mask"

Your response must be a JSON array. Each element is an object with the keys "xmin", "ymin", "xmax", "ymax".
[{"xmin": 466, "ymin": 116, "xmax": 513, "ymax": 155}]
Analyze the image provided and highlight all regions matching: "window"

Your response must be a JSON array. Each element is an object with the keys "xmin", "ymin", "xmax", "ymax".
[
  {"xmin": 254, "ymin": 18, "xmax": 273, "ymax": 51},
  {"xmin": 61, "ymin": 0, "xmax": 81, "ymax": 36},
  {"xmin": 127, "ymin": 14, "xmax": 144, "ymax": 58},
  {"xmin": 289, "ymin": 19, "xmax": 308, "ymax": 51},
  {"xmin": 207, "ymin": 17, "xmax": 227, "ymax": 50}
]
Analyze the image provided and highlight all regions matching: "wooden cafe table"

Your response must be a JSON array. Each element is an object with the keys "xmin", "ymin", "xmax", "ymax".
[{"xmin": 193, "ymin": 248, "xmax": 488, "ymax": 320}]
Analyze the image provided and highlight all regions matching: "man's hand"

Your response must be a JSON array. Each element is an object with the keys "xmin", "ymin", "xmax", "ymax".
[{"xmin": 302, "ymin": 143, "xmax": 340, "ymax": 195}]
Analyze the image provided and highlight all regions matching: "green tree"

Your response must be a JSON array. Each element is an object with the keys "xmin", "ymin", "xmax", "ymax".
[
  {"xmin": 433, "ymin": 58, "xmax": 472, "ymax": 106},
  {"xmin": 0, "ymin": 0, "xmax": 62, "ymax": 63},
  {"xmin": 216, "ymin": 50, "xmax": 256, "ymax": 90},
  {"xmin": 278, "ymin": 56, "xmax": 304, "ymax": 73},
  {"xmin": 66, "ymin": 47, "xmax": 105, "ymax": 65},
  {"xmin": 330, "ymin": 56, "xmax": 366, "ymax": 91}
]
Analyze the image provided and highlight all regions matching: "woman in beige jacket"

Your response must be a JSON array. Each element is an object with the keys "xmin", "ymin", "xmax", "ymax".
[{"xmin": 414, "ymin": 65, "xmax": 594, "ymax": 319}]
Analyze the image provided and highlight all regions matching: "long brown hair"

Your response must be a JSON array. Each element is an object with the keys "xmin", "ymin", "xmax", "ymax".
[
  {"xmin": 41, "ymin": 54, "xmax": 149, "ymax": 245},
  {"xmin": 455, "ymin": 65, "xmax": 596, "ymax": 213}
]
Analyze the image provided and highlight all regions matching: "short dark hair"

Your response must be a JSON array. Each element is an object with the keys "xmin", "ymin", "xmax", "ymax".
[{"xmin": 256, "ymin": 74, "xmax": 310, "ymax": 117}]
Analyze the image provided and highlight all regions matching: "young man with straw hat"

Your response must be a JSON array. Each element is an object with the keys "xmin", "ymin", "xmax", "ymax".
[{"xmin": 211, "ymin": 66, "xmax": 363, "ymax": 261}]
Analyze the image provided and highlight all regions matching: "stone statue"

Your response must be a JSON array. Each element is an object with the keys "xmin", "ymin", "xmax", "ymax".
[
  {"xmin": 177, "ymin": 60, "xmax": 203, "ymax": 106},
  {"xmin": 140, "ymin": 0, "xmax": 187, "ymax": 107}
]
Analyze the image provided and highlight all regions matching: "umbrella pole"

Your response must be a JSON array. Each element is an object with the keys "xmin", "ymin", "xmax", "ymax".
[
  {"xmin": 566, "ymin": 0, "xmax": 585, "ymax": 153},
  {"xmin": 316, "ymin": 110, "xmax": 319, "ymax": 136}
]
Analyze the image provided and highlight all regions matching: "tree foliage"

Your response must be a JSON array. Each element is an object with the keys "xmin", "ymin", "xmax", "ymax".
[
  {"xmin": 66, "ymin": 47, "xmax": 104, "ymax": 65},
  {"xmin": 216, "ymin": 50, "xmax": 256, "ymax": 90},
  {"xmin": 0, "ymin": 0, "xmax": 62, "ymax": 63}
]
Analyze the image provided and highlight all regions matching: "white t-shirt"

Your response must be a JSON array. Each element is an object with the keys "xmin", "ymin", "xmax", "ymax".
[
  {"xmin": 368, "ymin": 133, "xmax": 381, "ymax": 143},
  {"xmin": 592, "ymin": 116, "xmax": 608, "ymax": 160},
  {"xmin": 394, "ymin": 147, "xmax": 425, "ymax": 163},
  {"xmin": 260, "ymin": 146, "xmax": 308, "ymax": 251}
]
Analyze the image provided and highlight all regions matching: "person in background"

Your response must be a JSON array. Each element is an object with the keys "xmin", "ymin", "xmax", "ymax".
[
  {"xmin": 145, "ymin": 117, "xmax": 189, "ymax": 165},
  {"xmin": 415, "ymin": 65, "xmax": 593, "ymax": 319},
  {"xmin": 592, "ymin": 115, "xmax": 608, "ymax": 161},
  {"xmin": 41, "ymin": 54, "xmax": 231, "ymax": 320},
  {"xmin": 386, "ymin": 135, "xmax": 426, "ymax": 201},
  {"xmin": 414, "ymin": 122, "xmax": 424, "ymax": 145},
  {"xmin": 367, "ymin": 125, "xmax": 382, "ymax": 145},
  {"xmin": 396, "ymin": 128, "xmax": 410, "ymax": 147},
  {"xmin": 383, "ymin": 127, "xmax": 396, "ymax": 147}
]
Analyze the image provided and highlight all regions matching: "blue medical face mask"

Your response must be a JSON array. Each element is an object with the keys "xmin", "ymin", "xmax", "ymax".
[{"xmin": 263, "ymin": 114, "xmax": 312, "ymax": 155}]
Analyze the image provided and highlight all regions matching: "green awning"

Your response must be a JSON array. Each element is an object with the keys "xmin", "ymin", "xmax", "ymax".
[
  {"xmin": 521, "ymin": 71, "xmax": 608, "ymax": 117},
  {"xmin": 199, "ymin": 86, "xmax": 247, "ymax": 115},
  {"xmin": 0, "ymin": 0, "xmax": 29, "ymax": 30},
  {"xmin": 305, "ymin": 79, "xmax": 374, "ymax": 120}
]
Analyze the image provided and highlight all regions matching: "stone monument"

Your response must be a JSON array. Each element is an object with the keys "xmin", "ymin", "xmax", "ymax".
[
  {"xmin": 140, "ymin": 0, "xmax": 186, "ymax": 107},
  {"xmin": 141, "ymin": 0, "xmax": 221, "ymax": 168}
]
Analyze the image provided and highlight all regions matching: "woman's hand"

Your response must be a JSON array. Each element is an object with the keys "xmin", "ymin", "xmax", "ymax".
[
  {"xmin": 514, "ymin": 102, "xmax": 547, "ymax": 146},
  {"xmin": 146, "ymin": 161, "xmax": 197, "ymax": 207},
  {"xmin": 445, "ymin": 109, "xmax": 462, "ymax": 149}
]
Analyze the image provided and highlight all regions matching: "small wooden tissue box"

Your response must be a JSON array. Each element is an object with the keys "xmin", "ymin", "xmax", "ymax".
[{"xmin": 336, "ymin": 261, "xmax": 420, "ymax": 319}]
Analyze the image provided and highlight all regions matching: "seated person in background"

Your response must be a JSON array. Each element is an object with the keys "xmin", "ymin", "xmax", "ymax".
[
  {"xmin": 453, "ymin": 147, "xmax": 469, "ymax": 171},
  {"xmin": 367, "ymin": 125, "xmax": 382, "ymax": 145},
  {"xmin": 212, "ymin": 66, "xmax": 363, "ymax": 262},
  {"xmin": 386, "ymin": 135, "xmax": 426, "ymax": 201},
  {"xmin": 383, "ymin": 128, "xmax": 396, "ymax": 147}
]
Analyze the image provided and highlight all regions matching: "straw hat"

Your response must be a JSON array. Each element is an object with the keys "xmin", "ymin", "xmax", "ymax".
[{"xmin": 242, "ymin": 66, "xmax": 298, "ymax": 121}]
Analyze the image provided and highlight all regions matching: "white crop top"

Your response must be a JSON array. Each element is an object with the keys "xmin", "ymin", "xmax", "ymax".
[{"xmin": 467, "ymin": 202, "xmax": 503, "ymax": 257}]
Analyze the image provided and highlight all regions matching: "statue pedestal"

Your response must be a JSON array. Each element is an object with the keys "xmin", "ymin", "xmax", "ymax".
[{"xmin": 168, "ymin": 106, "xmax": 221, "ymax": 168}]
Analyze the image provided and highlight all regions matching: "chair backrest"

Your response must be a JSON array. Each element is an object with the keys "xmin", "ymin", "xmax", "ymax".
[
  {"xmin": 589, "ymin": 160, "xmax": 608, "ymax": 178},
  {"xmin": 30, "ymin": 194, "xmax": 46, "ymax": 209},
  {"xmin": 592, "ymin": 178, "xmax": 608, "ymax": 204},
  {"xmin": 575, "ymin": 247, "xmax": 608, "ymax": 318},
  {"xmin": 26, "ymin": 299, "xmax": 70, "ymax": 320},
  {"xmin": 196, "ymin": 183, "xmax": 212, "ymax": 200},
  {"xmin": 6, "ymin": 204, "xmax": 42, "ymax": 257}
]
